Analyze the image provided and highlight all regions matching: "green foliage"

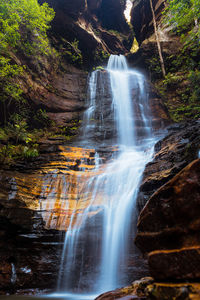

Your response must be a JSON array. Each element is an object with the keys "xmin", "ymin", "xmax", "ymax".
[
  {"xmin": 94, "ymin": 66, "xmax": 105, "ymax": 71},
  {"xmin": 146, "ymin": 57, "xmax": 162, "ymax": 79},
  {"xmin": 63, "ymin": 119, "xmax": 80, "ymax": 137},
  {"xmin": 94, "ymin": 48, "xmax": 109, "ymax": 64},
  {"xmin": 155, "ymin": 70, "xmax": 200, "ymax": 122},
  {"xmin": 0, "ymin": 0, "xmax": 55, "ymax": 125},
  {"xmin": 0, "ymin": 0, "xmax": 55, "ymax": 56},
  {"xmin": 162, "ymin": 73, "xmax": 183, "ymax": 87},
  {"xmin": 60, "ymin": 38, "xmax": 83, "ymax": 66},
  {"xmin": 0, "ymin": 56, "xmax": 24, "ymax": 123},
  {"xmin": 0, "ymin": 143, "xmax": 39, "ymax": 164},
  {"xmin": 7, "ymin": 114, "xmax": 31, "ymax": 144},
  {"xmin": 0, "ymin": 127, "xmax": 9, "ymax": 142},
  {"xmin": 168, "ymin": 104, "xmax": 200, "ymax": 122},
  {"xmin": 33, "ymin": 109, "xmax": 51, "ymax": 128},
  {"xmin": 0, "ymin": 118, "xmax": 40, "ymax": 164},
  {"xmin": 148, "ymin": 1, "xmax": 200, "ymax": 122},
  {"xmin": 23, "ymin": 146, "xmax": 39, "ymax": 158},
  {"xmin": 108, "ymin": 29, "xmax": 120, "ymax": 36},
  {"xmin": 164, "ymin": 0, "xmax": 200, "ymax": 46},
  {"xmin": 188, "ymin": 69, "xmax": 200, "ymax": 102}
]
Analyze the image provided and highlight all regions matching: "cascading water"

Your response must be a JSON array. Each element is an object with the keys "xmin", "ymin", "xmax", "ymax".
[{"xmin": 54, "ymin": 54, "xmax": 157, "ymax": 299}]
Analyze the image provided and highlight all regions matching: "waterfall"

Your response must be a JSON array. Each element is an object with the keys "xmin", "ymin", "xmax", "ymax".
[{"xmin": 53, "ymin": 55, "xmax": 156, "ymax": 299}]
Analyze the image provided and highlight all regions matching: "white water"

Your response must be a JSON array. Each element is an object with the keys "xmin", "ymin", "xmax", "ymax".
[{"xmin": 55, "ymin": 55, "xmax": 157, "ymax": 298}]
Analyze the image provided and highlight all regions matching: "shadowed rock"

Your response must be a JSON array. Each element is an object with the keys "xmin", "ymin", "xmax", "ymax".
[
  {"xmin": 136, "ymin": 159, "xmax": 200, "ymax": 253},
  {"xmin": 148, "ymin": 247, "xmax": 200, "ymax": 280},
  {"xmin": 137, "ymin": 121, "xmax": 200, "ymax": 211}
]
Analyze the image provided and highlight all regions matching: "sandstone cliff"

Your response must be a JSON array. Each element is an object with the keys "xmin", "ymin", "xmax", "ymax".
[{"xmin": 9, "ymin": 0, "xmax": 132, "ymax": 128}]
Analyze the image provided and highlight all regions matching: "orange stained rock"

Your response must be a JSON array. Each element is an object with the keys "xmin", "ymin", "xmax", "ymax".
[{"xmin": 10, "ymin": 146, "xmax": 113, "ymax": 231}]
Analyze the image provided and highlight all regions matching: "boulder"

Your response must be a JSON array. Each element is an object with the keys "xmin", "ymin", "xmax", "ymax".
[
  {"xmin": 96, "ymin": 277, "xmax": 200, "ymax": 300},
  {"xmin": 96, "ymin": 277, "xmax": 154, "ymax": 299},
  {"xmin": 148, "ymin": 247, "xmax": 200, "ymax": 280},
  {"xmin": 136, "ymin": 159, "xmax": 200, "ymax": 255},
  {"xmin": 137, "ymin": 121, "xmax": 200, "ymax": 211}
]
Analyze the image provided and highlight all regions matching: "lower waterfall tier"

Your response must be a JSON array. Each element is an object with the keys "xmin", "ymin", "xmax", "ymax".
[{"xmin": 0, "ymin": 144, "xmax": 150, "ymax": 294}]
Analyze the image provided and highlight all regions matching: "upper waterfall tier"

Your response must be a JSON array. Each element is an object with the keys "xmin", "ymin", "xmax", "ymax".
[
  {"xmin": 82, "ymin": 55, "xmax": 152, "ymax": 148},
  {"xmin": 107, "ymin": 55, "xmax": 135, "ymax": 146},
  {"xmin": 107, "ymin": 54, "xmax": 128, "ymax": 70}
]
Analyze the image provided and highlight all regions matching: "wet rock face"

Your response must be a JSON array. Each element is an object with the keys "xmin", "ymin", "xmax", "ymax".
[
  {"xmin": 136, "ymin": 159, "xmax": 200, "ymax": 280},
  {"xmin": 148, "ymin": 247, "xmax": 200, "ymax": 280},
  {"xmin": 81, "ymin": 69, "xmax": 168, "ymax": 145},
  {"xmin": 82, "ymin": 70, "xmax": 116, "ymax": 143},
  {"xmin": 96, "ymin": 277, "xmax": 200, "ymax": 300},
  {"xmin": 0, "ymin": 228, "xmax": 61, "ymax": 294},
  {"xmin": 0, "ymin": 164, "xmax": 63, "ymax": 293},
  {"xmin": 137, "ymin": 121, "xmax": 200, "ymax": 211},
  {"xmin": 96, "ymin": 277, "xmax": 153, "ymax": 300},
  {"xmin": 0, "ymin": 145, "xmax": 116, "ymax": 293},
  {"xmin": 0, "ymin": 199, "xmax": 62, "ymax": 294},
  {"xmin": 136, "ymin": 159, "xmax": 200, "ymax": 251},
  {"xmin": 134, "ymin": 121, "xmax": 200, "ymax": 282}
]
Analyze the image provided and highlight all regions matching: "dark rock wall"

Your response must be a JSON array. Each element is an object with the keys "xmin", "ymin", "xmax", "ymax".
[
  {"xmin": 136, "ymin": 159, "xmax": 200, "ymax": 281},
  {"xmin": 26, "ymin": 65, "xmax": 87, "ymax": 126},
  {"xmin": 12, "ymin": 0, "xmax": 133, "ymax": 128},
  {"xmin": 137, "ymin": 121, "xmax": 200, "ymax": 211},
  {"xmin": 131, "ymin": 0, "xmax": 166, "ymax": 44},
  {"xmin": 96, "ymin": 0, "xmax": 129, "ymax": 33},
  {"xmin": 15, "ymin": 53, "xmax": 88, "ymax": 126},
  {"xmin": 39, "ymin": 0, "xmax": 130, "ymax": 66},
  {"xmin": 0, "ymin": 145, "xmax": 96, "ymax": 293},
  {"xmin": 0, "ymin": 172, "xmax": 62, "ymax": 293},
  {"xmin": 135, "ymin": 121, "xmax": 200, "ymax": 283}
]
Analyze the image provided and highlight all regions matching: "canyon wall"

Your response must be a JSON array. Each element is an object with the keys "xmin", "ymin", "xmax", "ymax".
[{"xmin": 131, "ymin": 0, "xmax": 166, "ymax": 44}]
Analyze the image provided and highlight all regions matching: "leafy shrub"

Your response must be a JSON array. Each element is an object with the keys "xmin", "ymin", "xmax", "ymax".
[
  {"xmin": 61, "ymin": 39, "xmax": 83, "ymax": 66},
  {"xmin": 0, "ymin": 143, "xmax": 39, "ymax": 164},
  {"xmin": 163, "ymin": 73, "xmax": 183, "ymax": 87},
  {"xmin": 33, "ymin": 109, "xmax": 51, "ymax": 128},
  {"xmin": 0, "ymin": 0, "xmax": 55, "ymax": 56},
  {"xmin": 23, "ymin": 146, "xmax": 39, "ymax": 158},
  {"xmin": 163, "ymin": 0, "xmax": 200, "ymax": 59},
  {"xmin": 0, "ymin": 0, "xmax": 55, "ymax": 125},
  {"xmin": 188, "ymin": 70, "xmax": 200, "ymax": 102},
  {"xmin": 146, "ymin": 57, "xmax": 162, "ymax": 79},
  {"xmin": 0, "ymin": 128, "xmax": 9, "ymax": 143},
  {"xmin": 94, "ymin": 49, "xmax": 109, "ymax": 64}
]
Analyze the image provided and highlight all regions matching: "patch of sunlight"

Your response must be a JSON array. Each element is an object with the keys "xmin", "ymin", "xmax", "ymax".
[
  {"xmin": 124, "ymin": 0, "xmax": 133, "ymax": 23},
  {"xmin": 130, "ymin": 37, "xmax": 139, "ymax": 53}
]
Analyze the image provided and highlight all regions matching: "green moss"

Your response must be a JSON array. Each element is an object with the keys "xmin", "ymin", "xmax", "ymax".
[
  {"xmin": 32, "ymin": 109, "xmax": 52, "ymax": 128},
  {"xmin": 60, "ymin": 38, "xmax": 83, "ymax": 67},
  {"xmin": 0, "ymin": 143, "xmax": 39, "ymax": 165},
  {"xmin": 94, "ymin": 48, "xmax": 109, "ymax": 64},
  {"xmin": 95, "ymin": 66, "xmax": 105, "ymax": 71},
  {"xmin": 147, "ymin": 56, "xmax": 163, "ymax": 80},
  {"xmin": 147, "ymin": 0, "xmax": 200, "ymax": 122}
]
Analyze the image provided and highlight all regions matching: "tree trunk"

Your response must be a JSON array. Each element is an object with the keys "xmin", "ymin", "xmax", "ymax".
[{"xmin": 149, "ymin": 0, "xmax": 166, "ymax": 77}]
